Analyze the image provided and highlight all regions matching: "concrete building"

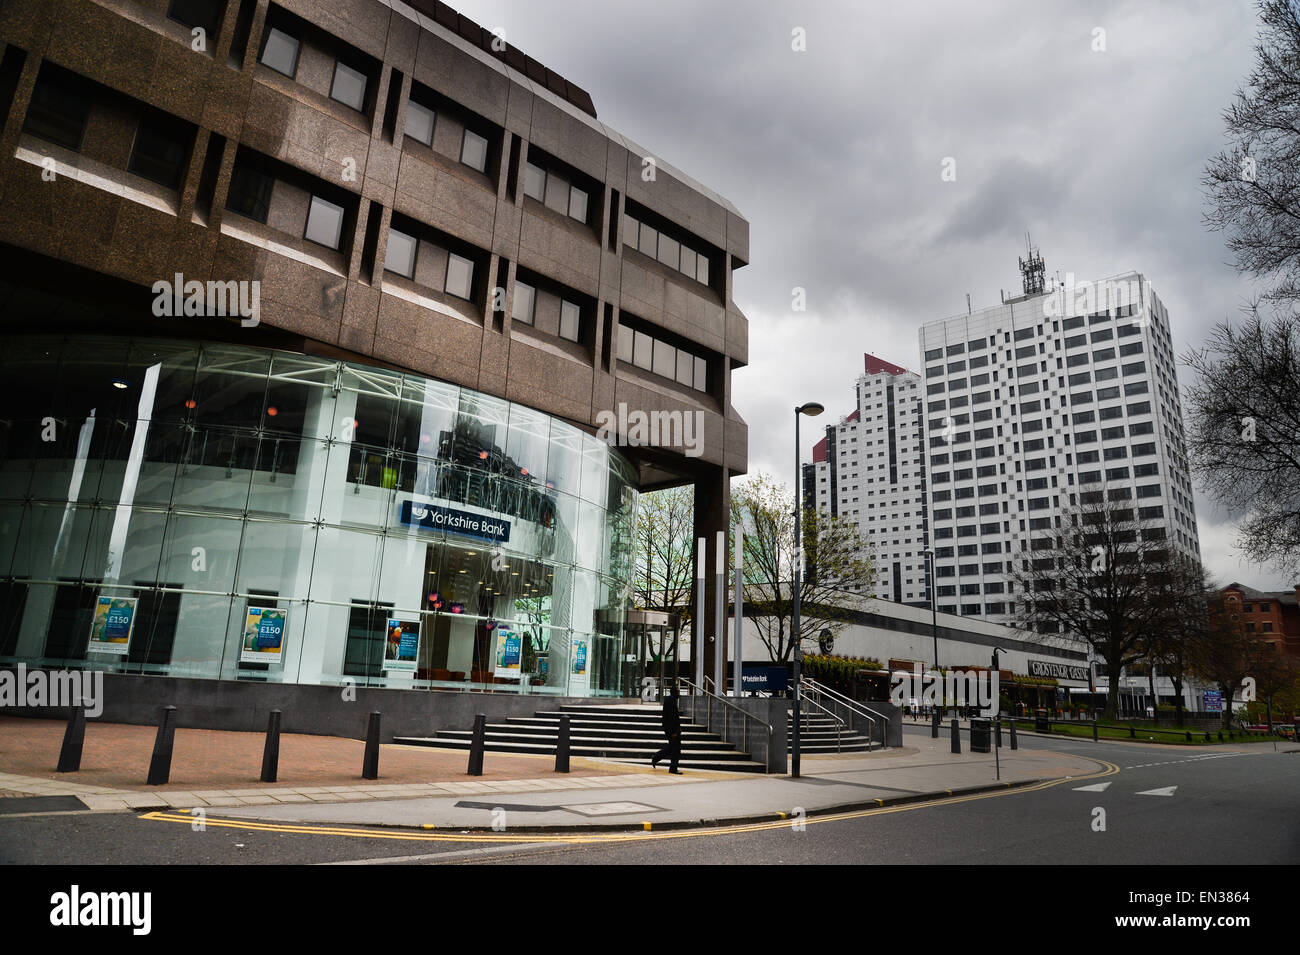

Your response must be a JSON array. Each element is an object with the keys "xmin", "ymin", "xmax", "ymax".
[
  {"xmin": 917, "ymin": 265, "xmax": 1201, "ymax": 626},
  {"xmin": 805, "ymin": 353, "xmax": 930, "ymax": 606},
  {"xmin": 0, "ymin": 0, "xmax": 749, "ymax": 705},
  {"xmin": 1219, "ymin": 582, "xmax": 1300, "ymax": 661}
]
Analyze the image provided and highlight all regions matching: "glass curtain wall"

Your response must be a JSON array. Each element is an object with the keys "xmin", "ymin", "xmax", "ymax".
[{"xmin": 0, "ymin": 336, "xmax": 638, "ymax": 696}]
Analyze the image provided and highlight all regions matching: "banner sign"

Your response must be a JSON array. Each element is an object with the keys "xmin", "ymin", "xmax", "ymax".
[
  {"xmin": 399, "ymin": 500, "xmax": 510, "ymax": 544},
  {"xmin": 571, "ymin": 639, "xmax": 587, "ymax": 676},
  {"xmin": 88, "ymin": 596, "xmax": 137, "ymax": 656},
  {"xmin": 1203, "ymin": 689, "xmax": 1222, "ymax": 712},
  {"xmin": 240, "ymin": 606, "xmax": 287, "ymax": 664},
  {"xmin": 741, "ymin": 667, "xmax": 789, "ymax": 692},
  {"xmin": 383, "ymin": 618, "xmax": 420, "ymax": 673},
  {"xmin": 1028, "ymin": 659, "xmax": 1089, "ymax": 682},
  {"xmin": 494, "ymin": 629, "xmax": 522, "ymax": 679}
]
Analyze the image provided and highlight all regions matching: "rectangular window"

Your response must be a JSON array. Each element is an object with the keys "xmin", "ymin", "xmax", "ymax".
[
  {"xmin": 695, "ymin": 253, "xmax": 709, "ymax": 286},
  {"xmin": 657, "ymin": 233, "xmax": 680, "ymax": 270},
  {"xmin": 679, "ymin": 246, "xmax": 696, "ymax": 279},
  {"xmin": 616, "ymin": 324, "xmax": 634, "ymax": 363},
  {"xmin": 445, "ymin": 252, "xmax": 474, "ymax": 299},
  {"xmin": 260, "ymin": 26, "xmax": 300, "ymax": 78},
  {"xmin": 559, "ymin": 299, "xmax": 580, "ymax": 341},
  {"xmin": 385, "ymin": 228, "xmax": 417, "ymax": 278},
  {"xmin": 633, "ymin": 331, "xmax": 653, "ymax": 370},
  {"xmin": 405, "ymin": 100, "xmax": 435, "ymax": 146},
  {"xmin": 653, "ymin": 338, "xmax": 675, "ymax": 378},
  {"xmin": 226, "ymin": 163, "xmax": 274, "ymax": 222},
  {"xmin": 622, "ymin": 213, "xmax": 639, "ymax": 251},
  {"xmin": 330, "ymin": 61, "xmax": 368, "ymax": 111},
  {"xmin": 694, "ymin": 356, "xmax": 707, "ymax": 391},
  {"xmin": 676, "ymin": 349, "xmax": 694, "ymax": 386},
  {"xmin": 460, "ymin": 129, "xmax": 488, "ymax": 172},
  {"xmin": 512, "ymin": 281, "xmax": 536, "ymax": 325},
  {"xmin": 23, "ymin": 67, "xmax": 90, "ymax": 150},
  {"xmin": 567, "ymin": 185, "xmax": 588, "ymax": 222},
  {"xmin": 129, "ymin": 114, "xmax": 188, "ymax": 190},
  {"xmin": 524, "ymin": 161, "xmax": 546, "ymax": 201},
  {"xmin": 304, "ymin": 195, "xmax": 345, "ymax": 249}
]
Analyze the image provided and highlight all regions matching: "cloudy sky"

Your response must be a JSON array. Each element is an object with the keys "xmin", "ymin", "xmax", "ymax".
[{"xmin": 454, "ymin": 0, "xmax": 1286, "ymax": 588}]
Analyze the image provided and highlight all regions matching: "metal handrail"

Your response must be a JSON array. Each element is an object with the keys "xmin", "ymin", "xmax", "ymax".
[
  {"xmin": 680, "ymin": 678, "xmax": 774, "ymax": 773},
  {"xmin": 792, "ymin": 691, "xmax": 844, "ymax": 752},
  {"xmin": 802, "ymin": 677, "xmax": 887, "ymax": 750}
]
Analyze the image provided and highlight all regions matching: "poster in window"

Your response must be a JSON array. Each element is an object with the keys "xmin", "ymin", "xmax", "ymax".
[
  {"xmin": 571, "ymin": 639, "xmax": 587, "ymax": 676},
  {"xmin": 88, "ymin": 595, "xmax": 137, "ymax": 656},
  {"xmin": 383, "ymin": 618, "xmax": 420, "ymax": 673},
  {"xmin": 241, "ymin": 606, "xmax": 287, "ymax": 664},
  {"xmin": 494, "ymin": 629, "xmax": 522, "ymax": 680}
]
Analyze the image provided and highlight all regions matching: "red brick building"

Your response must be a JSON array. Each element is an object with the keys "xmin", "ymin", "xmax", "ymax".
[{"xmin": 1218, "ymin": 583, "xmax": 1300, "ymax": 660}]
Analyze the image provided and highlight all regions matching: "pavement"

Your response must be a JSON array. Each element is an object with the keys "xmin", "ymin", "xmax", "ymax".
[{"xmin": 4, "ymin": 714, "xmax": 1272, "ymax": 831}]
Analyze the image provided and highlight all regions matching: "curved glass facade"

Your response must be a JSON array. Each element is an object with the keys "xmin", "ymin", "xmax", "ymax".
[{"xmin": 0, "ymin": 336, "xmax": 639, "ymax": 696}]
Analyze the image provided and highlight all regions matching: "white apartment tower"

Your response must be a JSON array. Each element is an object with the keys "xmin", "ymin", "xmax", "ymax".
[
  {"xmin": 806, "ymin": 354, "xmax": 932, "ymax": 606},
  {"xmin": 917, "ymin": 266, "xmax": 1201, "ymax": 627}
]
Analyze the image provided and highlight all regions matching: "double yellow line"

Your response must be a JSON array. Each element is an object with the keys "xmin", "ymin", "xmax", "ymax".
[{"xmin": 139, "ymin": 759, "xmax": 1120, "ymax": 845}]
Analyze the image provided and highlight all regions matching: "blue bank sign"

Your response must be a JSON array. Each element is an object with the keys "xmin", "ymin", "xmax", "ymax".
[
  {"xmin": 399, "ymin": 501, "xmax": 511, "ymax": 544},
  {"xmin": 741, "ymin": 667, "xmax": 789, "ymax": 692}
]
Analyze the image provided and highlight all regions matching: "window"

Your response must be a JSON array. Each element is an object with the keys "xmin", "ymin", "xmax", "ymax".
[
  {"xmin": 225, "ymin": 163, "xmax": 274, "ymax": 222},
  {"xmin": 567, "ymin": 185, "xmax": 588, "ymax": 223},
  {"xmin": 304, "ymin": 195, "xmax": 345, "ymax": 249},
  {"xmin": 616, "ymin": 325, "xmax": 633, "ymax": 363},
  {"xmin": 405, "ymin": 100, "xmax": 435, "ymax": 145},
  {"xmin": 168, "ymin": 0, "xmax": 223, "ymax": 38},
  {"xmin": 653, "ymin": 338, "xmax": 676, "ymax": 378},
  {"xmin": 632, "ymin": 331, "xmax": 653, "ymax": 370},
  {"xmin": 460, "ymin": 129, "xmax": 488, "ymax": 172},
  {"xmin": 384, "ymin": 228, "xmax": 417, "ymax": 278},
  {"xmin": 445, "ymin": 252, "xmax": 474, "ymax": 299},
  {"xmin": 524, "ymin": 161, "xmax": 546, "ymax": 201},
  {"xmin": 22, "ymin": 68, "xmax": 90, "ymax": 150},
  {"xmin": 129, "ymin": 114, "xmax": 188, "ymax": 189},
  {"xmin": 676, "ymin": 349, "xmax": 694, "ymax": 386},
  {"xmin": 260, "ymin": 26, "xmax": 300, "ymax": 78},
  {"xmin": 559, "ymin": 300, "xmax": 580, "ymax": 342},
  {"xmin": 330, "ymin": 61, "xmax": 368, "ymax": 111},
  {"xmin": 657, "ymin": 234, "xmax": 680, "ymax": 270},
  {"xmin": 925, "ymin": 348, "xmax": 943, "ymax": 361},
  {"xmin": 512, "ymin": 281, "xmax": 535, "ymax": 325}
]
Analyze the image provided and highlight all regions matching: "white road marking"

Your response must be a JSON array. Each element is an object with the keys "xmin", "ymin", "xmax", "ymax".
[
  {"xmin": 1135, "ymin": 786, "xmax": 1178, "ymax": 796},
  {"xmin": 1072, "ymin": 782, "xmax": 1112, "ymax": 792}
]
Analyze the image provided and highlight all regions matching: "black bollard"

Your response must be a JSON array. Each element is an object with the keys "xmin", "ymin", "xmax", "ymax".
[
  {"xmin": 931, "ymin": 711, "xmax": 940, "ymax": 739},
  {"xmin": 995, "ymin": 719, "xmax": 1002, "ymax": 748},
  {"xmin": 1093, "ymin": 715, "xmax": 1099, "ymax": 742},
  {"xmin": 146, "ymin": 705, "xmax": 178, "ymax": 786},
  {"xmin": 57, "ymin": 705, "xmax": 87, "ymax": 774},
  {"xmin": 362, "ymin": 711, "xmax": 381, "ymax": 780},
  {"xmin": 261, "ymin": 709, "xmax": 282, "ymax": 783},
  {"xmin": 950, "ymin": 718, "xmax": 961, "ymax": 754},
  {"xmin": 1009, "ymin": 719, "xmax": 1018, "ymax": 750},
  {"xmin": 555, "ymin": 714, "xmax": 571, "ymax": 773},
  {"xmin": 467, "ymin": 713, "xmax": 487, "ymax": 776}
]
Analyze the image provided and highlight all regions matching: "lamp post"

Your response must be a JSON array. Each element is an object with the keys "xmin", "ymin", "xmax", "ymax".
[
  {"xmin": 991, "ymin": 646, "xmax": 1009, "ymax": 780},
  {"xmin": 791, "ymin": 401, "xmax": 824, "ymax": 779}
]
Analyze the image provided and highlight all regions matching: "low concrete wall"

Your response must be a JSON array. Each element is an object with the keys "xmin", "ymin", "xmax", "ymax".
[
  {"xmin": 0, "ymin": 669, "xmax": 602, "ymax": 742},
  {"xmin": 679, "ymin": 694, "xmax": 787, "ymax": 773}
]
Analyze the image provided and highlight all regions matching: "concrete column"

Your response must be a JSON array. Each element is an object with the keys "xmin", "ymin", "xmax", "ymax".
[{"xmin": 693, "ymin": 464, "xmax": 728, "ymax": 691}]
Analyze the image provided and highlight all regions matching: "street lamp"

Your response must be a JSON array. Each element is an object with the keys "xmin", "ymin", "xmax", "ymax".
[
  {"xmin": 791, "ymin": 401, "xmax": 824, "ymax": 779},
  {"xmin": 924, "ymin": 548, "xmax": 938, "ymax": 672},
  {"xmin": 991, "ymin": 646, "xmax": 1009, "ymax": 780}
]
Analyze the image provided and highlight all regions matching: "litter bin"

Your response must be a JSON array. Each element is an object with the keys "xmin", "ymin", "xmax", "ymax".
[
  {"xmin": 970, "ymin": 718, "xmax": 991, "ymax": 753},
  {"xmin": 1035, "ymin": 707, "xmax": 1050, "ymax": 733}
]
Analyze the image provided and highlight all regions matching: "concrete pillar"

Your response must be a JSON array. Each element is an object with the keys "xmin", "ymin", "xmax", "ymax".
[{"xmin": 694, "ymin": 464, "xmax": 729, "ymax": 692}]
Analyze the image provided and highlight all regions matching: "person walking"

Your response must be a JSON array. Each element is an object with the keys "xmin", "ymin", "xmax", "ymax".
[{"xmin": 651, "ymin": 682, "xmax": 683, "ymax": 774}]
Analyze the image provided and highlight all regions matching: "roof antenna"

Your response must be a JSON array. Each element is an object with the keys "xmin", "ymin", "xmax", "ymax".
[
  {"xmin": 966, "ymin": 293, "xmax": 971, "ymax": 315},
  {"xmin": 1019, "ymin": 232, "xmax": 1046, "ymax": 295}
]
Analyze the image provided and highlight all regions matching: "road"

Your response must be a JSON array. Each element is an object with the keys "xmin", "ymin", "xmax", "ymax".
[{"xmin": 0, "ymin": 726, "xmax": 1295, "ymax": 865}]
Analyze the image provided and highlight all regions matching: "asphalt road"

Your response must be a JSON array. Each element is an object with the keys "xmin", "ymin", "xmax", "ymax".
[{"xmin": 0, "ymin": 727, "xmax": 1294, "ymax": 866}]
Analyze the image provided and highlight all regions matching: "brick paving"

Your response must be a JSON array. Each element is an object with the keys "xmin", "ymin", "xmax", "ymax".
[{"xmin": 0, "ymin": 717, "xmax": 632, "ymax": 809}]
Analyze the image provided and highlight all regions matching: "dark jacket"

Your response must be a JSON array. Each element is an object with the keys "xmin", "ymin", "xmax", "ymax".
[{"xmin": 661, "ymin": 694, "xmax": 680, "ymax": 736}]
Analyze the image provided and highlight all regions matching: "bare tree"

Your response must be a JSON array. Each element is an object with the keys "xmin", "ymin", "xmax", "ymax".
[
  {"xmin": 1203, "ymin": 0, "xmax": 1300, "ymax": 306},
  {"xmin": 731, "ymin": 472, "xmax": 875, "ymax": 663},
  {"xmin": 1143, "ymin": 554, "xmax": 1216, "ymax": 726},
  {"xmin": 1010, "ymin": 486, "xmax": 1177, "ymax": 720},
  {"xmin": 1183, "ymin": 305, "xmax": 1300, "ymax": 577},
  {"xmin": 1190, "ymin": 589, "xmax": 1278, "ymax": 728}
]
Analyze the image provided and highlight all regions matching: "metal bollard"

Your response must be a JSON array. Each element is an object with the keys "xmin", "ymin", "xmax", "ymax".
[
  {"xmin": 950, "ymin": 718, "xmax": 961, "ymax": 754},
  {"xmin": 362, "ymin": 711, "xmax": 381, "ymax": 780},
  {"xmin": 995, "ymin": 719, "xmax": 1002, "ymax": 748},
  {"xmin": 1009, "ymin": 719, "xmax": 1018, "ymax": 750},
  {"xmin": 931, "ymin": 711, "xmax": 940, "ymax": 739},
  {"xmin": 261, "ymin": 709, "xmax": 282, "ymax": 783},
  {"xmin": 467, "ymin": 713, "xmax": 487, "ymax": 776},
  {"xmin": 1092, "ymin": 714, "xmax": 1099, "ymax": 742},
  {"xmin": 56, "ymin": 705, "xmax": 87, "ymax": 773},
  {"xmin": 146, "ymin": 705, "xmax": 178, "ymax": 786},
  {"xmin": 555, "ymin": 714, "xmax": 571, "ymax": 773}
]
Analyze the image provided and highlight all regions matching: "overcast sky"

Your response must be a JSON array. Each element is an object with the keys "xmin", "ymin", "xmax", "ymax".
[{"xmin": 453, "ymin": 0, "xmax": 1287, "ymax": 589}]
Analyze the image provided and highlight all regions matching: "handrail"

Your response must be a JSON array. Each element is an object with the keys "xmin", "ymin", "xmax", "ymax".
[
  {"xmin": 802, "ymin": 677, "xmax": 887, "ymax": 750},
  {"xmin": 794, "ymin": 691, "xmax": 844, "ymax": 752},
  {"xmin": 680, "ymin": 678, "xmax": 775, "ymax": 773}
]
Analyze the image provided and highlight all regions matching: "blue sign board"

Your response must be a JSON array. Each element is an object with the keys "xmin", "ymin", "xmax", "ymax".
[
  {"xmin": 399, "ymin": 500, "xmax": 511, "ymax": 544},
  {"xmin": 741, "ymin": 667, "xmax": 789, "ymax": 692},
  {"xmin": 1203, "ymin": 690, "xmax": 1222, "ymax": 712}
]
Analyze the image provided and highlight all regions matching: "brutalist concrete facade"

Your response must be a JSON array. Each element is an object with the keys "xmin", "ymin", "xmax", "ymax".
[{"xmin": 0, "ymin": 0, "xmax": 749, "ymax": 695}]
